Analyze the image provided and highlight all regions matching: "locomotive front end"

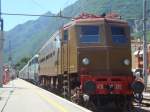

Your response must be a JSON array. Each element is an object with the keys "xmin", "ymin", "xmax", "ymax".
[
  {"xmin": 74, "ymin": 16, "xmax": 136, "ymax": 109},
  {"xmin": 76, "ymin": 19, "xmax": 134, "ymax": 95}
]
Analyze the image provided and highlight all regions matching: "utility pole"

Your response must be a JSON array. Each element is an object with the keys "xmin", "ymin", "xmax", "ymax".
[
  {"xmin": 8, "ymin": 40, "xmax": 13, "ymax": 80},
  {"xmin": 143, "ymin": 0, "xmax": 147, "ymax": 89},
  {"xmin": 0, "ymin": 0, "xmax": 4, "ymax": 87},
  {"xmin": 8, "ymin": 40, "xmax": 12, "ymax": 65}
]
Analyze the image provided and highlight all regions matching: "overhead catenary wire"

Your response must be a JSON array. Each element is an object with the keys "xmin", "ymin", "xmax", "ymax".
[
  {"xmin": 1, "ymin": 12, "xmax": 143, "ymax": 21},
  {"xmin": 1, "ymin": 12, "xmax": 72, "ymax": 19}
]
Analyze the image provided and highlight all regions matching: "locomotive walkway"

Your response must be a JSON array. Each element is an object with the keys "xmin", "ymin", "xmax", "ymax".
[{"xmin": 0, "ymin": 79, "xmax": 91, "ymax": 112}]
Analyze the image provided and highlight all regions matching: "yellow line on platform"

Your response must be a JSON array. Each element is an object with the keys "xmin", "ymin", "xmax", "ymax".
[{"xmin": 34, "ymin": 89, "xmax": 69, "ymax": 112}]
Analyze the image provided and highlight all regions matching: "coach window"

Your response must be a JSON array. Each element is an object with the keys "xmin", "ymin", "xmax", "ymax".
[
  {"xmin": 32, "ymin": 58, "xmax": 38, "ymax": 64},
  {"xmin": 55, "ymin": 35, "xmax": 61, "ymax": 48},
  {"xmin": 111, "ymin": 26, "xmax": 127, "ymax": 44},
  {"xmin": 79, "ymin": 25, "xmax": 100, "ymax": 43},
  {"xmin": 64, "ymin": 30, "xmax": 68, "ymax": 42}
]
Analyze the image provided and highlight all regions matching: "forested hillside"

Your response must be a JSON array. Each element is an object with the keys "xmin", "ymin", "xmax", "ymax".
[{"xmin": 4, "ymin": 0, "xmax": 150, "ymax": 64}]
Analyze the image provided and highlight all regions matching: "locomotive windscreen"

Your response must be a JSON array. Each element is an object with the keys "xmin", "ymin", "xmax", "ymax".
[
  {"xmin": 79, "ymin": 25, "xmax": 100, "ymax": 43},
  {"xmin": 111, "ymin": 26, "xmax": 127, "ymax": 44}
]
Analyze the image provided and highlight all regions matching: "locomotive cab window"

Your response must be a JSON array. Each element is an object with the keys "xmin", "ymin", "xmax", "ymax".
[
  {"xmin": 63, "ymin": 30, "xmax": 68, "ymax": 42},
  {"xmin": 79, "ymin": 25, "xmax": 100, "ymax": 43},
  {"xmin": 111, "ymin": 26, "xmax": 127, "ymax": 44}
]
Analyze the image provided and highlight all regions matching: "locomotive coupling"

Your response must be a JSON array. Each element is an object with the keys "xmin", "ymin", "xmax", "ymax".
[{"xmin": 131, "ymin": 77, "xmax": 145, "ymax": 94}]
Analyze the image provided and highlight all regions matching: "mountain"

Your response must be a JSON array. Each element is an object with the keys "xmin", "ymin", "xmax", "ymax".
[{"xmin": 4, "ymin": 0, "xmax": 150, "ymax": 64}]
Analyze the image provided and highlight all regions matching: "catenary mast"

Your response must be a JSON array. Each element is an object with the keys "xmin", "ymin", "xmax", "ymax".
[
  {"xmin": 0, "ymin": 0, "xmax": 4, "ymax": 87},
  {"xmin": 143, "ymin": 0, "xmax": 148, "ymax": 89}
]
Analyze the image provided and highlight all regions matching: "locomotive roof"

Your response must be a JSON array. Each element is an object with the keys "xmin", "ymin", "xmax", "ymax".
[
  {"xmin": 75, "ymin": 18, "xmax": 127, "ymax": 24},
  {"xmin": 63, "ymin": 13, "xmax": 128, "ymax": 29}
]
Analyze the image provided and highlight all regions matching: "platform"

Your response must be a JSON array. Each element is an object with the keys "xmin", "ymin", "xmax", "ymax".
[{"xmin": 0, "ymin": 79, "xmax": 91, "ymax": 112}]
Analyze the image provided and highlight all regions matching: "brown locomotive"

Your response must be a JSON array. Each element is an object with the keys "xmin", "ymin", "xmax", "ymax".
[{"xmin": 38, "ymin": 13, "xmax": 137, "ymax": 110}]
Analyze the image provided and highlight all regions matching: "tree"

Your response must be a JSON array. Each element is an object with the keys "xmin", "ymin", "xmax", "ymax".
[{"xmin": 15, "ymin": 57, "xmax": 30, "ymax": 71}]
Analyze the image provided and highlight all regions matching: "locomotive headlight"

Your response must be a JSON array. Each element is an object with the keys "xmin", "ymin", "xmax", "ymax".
[
  {"xmin": 123, "ymin": 59, "xmax": 130, "ymax": 66},
  {"xmin": 82, "ymin": 58, "xmax": 90, "ymax": 65}
]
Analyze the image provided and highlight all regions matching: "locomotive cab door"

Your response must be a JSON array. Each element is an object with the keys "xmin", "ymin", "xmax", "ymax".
[
  {"xmin": 61, "ymin": 29, "xmax": 69, "ymax": 74},
  {"xmin": 61, "ymin": 28, "xmax": 71, "ymax": 98}
]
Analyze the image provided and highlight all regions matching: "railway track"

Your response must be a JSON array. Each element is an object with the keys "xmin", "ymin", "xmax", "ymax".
[
  {"xmin": 96, "ymin": 106, "xmax": 150, "ymax": 112},
  {"xmin": 95, "ymin": 96, "xmax": 150, "ymax": 112}
]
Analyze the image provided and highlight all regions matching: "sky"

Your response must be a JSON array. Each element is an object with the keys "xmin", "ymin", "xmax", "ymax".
[{"xmin": 1, "ymin": 0, "xmax": 78, "ymax": 31}]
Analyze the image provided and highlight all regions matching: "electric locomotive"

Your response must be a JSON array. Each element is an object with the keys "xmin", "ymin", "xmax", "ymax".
[{"xmin": 37, "ymin": 13, "xmax": 144, "ymax": 110}]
